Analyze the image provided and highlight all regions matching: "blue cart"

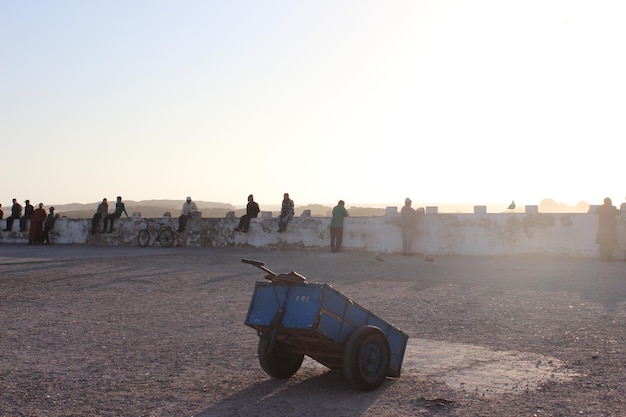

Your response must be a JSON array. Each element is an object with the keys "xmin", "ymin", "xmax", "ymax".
[{"xmin": 242, "ymin": 259, "xmax": 409, "ymax": 391}]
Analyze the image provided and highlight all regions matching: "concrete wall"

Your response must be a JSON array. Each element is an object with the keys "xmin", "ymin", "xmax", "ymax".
[{"xmin": 2, "ymin": 211, "xmax": 625, "ymax": 258}]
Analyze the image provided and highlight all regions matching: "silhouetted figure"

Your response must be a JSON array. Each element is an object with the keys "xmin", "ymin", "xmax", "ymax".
[
  {"xmin": 400, "ymin": 198, "xmax": 417, "ymax": 255},
  {"xmin": 91, "ymin": 198, "xmax": 108, "ymax": 234},
  {"xmin": 507, "ymin": 200, "xmax": 516, "ymax": 211},
  {"xmin": 330, "ymin": 200, "xmax": 349, "ymax": 252},
  {"xmin": 235, "ymin": 194, "xmax": 260, "ymax": 233},
  {"xmin": 20, "ymin": 200, "xmax": 34, "ymax": 232},
  {"xmin": 596, "ymin": 197, "xmax": 619, "ymax": 261},
  {"xmin": 28, "ymin": 203, "xmax": 47, "ymax": 244},
  {"xmin": 43, "ymin": 207, "xmax": 56, "ymax": 244},
  {"xmin": 103, "ymin": 196, "xmax": 129, "ymax": 233},
  {"xmin": 4, "ymin": 199, "xmax": 22, "ymax": 231}
]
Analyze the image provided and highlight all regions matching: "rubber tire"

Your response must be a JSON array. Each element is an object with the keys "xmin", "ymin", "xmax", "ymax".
[
  {"xmin": 158, "ymin": 228, "xmax": 175, "ymax": 247},
  {"xmin": 137, "ymin": 229, "xmax": 150, "ymax": 247},
  {"xmin": 257, "ymin": 336, "xmax": 304, "ymax": 379},
  {"xmin": 343, "ymin": 325, "xmax": 391, "ymax": 391}
]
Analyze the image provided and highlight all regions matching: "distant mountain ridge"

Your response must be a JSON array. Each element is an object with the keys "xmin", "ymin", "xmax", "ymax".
[{"xmin": 49, "ymin": 198, "xmax": 590, "ymax": 219}]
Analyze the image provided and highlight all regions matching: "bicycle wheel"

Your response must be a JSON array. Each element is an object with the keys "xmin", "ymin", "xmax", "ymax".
[
  {"xmin": 137, "ymin": 229, "xmax": 150, "ymax": 247},
  {"xmin": 158, "ymin": 228, "xmax": 175, "ymax": 247}
]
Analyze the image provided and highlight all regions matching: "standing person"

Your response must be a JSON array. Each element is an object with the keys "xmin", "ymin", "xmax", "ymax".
[
  {"xmin": 596, "ymin": 197, "xmax": 620, "ymax": 261},
  {"xmin": 400, "ymin": 198, "xmax": 418, "ymax": 256},
  {"xmin": 91, "ymin": 198, "xmax": 108, "ymax": 234},
  {"xmin": 0, "ymin": 203, "xmax": 3, "ymax": 220},
  {"xmin": 4, "ymin": 198, "xmax": 22, "ymax": 231},
  {"xmin": 28, "ymin": 203, "xmax": 47, "ymax": 244},
  {"xmin": 330, "ymin": 200, "xmax": 349, "ymax": 252},
  {"xmin": 277, "ymin": 193, "xmax": 294, "ymax": 233},
  {"xmin": 20, "ymin": 200, "xmax": 34, "ymax": 232},
  {"xmin": 235, "ymin": 194, "xmax": 260, "ymax": 233},
  {"xmin": 103, "ymin": 196, "xmax": 129, "ymax": 233},
  {"xmin": 177, "ymin": 196, "xmax": 198, "ymax": 233},
  {"xmin": 43, "ymin": 206, "xmax": 56, "ymax": 244}
]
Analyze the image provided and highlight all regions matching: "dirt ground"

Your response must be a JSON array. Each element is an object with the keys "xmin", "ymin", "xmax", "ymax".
[{"xmin": 1, "ymin": 244, "xmax": 625, "ymax": 417}]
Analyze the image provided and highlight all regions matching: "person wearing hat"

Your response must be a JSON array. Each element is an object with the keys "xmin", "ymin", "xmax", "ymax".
[
  {"xmin": 178, "ymin": 196, "xmax": 198, "ymax": 233},
  {"xmin": 4, "ymin": 198, "xmax": 22, "ymax": 231},
  {"xmin": 19, "ymin": 199, "xmax": 34, "ymax": 232}
]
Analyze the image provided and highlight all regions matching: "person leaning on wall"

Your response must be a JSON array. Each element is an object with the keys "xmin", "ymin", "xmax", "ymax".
[{"xmin": 330, "ymin": 200, "xmax": 349, "ymax": 252}]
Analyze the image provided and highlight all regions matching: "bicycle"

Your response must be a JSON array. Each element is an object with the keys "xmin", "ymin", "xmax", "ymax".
[{"xmin": 137, "ymin": 218, "xmax": 175, "ymax": 248}]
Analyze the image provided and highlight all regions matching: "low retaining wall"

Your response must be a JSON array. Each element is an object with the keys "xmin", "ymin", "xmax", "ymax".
[{"xmin": 2, "ymin": 212, "xmax": 625, "ymax": 258}]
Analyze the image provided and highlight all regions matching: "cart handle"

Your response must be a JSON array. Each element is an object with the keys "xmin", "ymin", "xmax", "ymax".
[{"xmin": 241, "ymin": 258, "xmax": 278, "ymax": 277}]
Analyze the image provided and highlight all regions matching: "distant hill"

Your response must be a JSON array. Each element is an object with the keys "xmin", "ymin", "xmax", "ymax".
[
  {"xmin": 48, "ymin": 198, "xmax": 592, "ymax": 218},
  {"xmin": 54, "ymin": 200, "xmax": 235, "ymax": 219}
]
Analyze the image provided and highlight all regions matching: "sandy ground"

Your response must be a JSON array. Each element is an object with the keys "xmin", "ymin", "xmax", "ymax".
[{"xmin": 1, "ymin": 244, "xmax": 625, "ymax": 416}]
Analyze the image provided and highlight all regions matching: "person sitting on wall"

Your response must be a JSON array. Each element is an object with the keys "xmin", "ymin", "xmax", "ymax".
[
  {"xmin": 4, "ymin": 199, "xmax": 22, "ymax": 231},
  {"xmin": 91, "ymin": 198, "xmax": 108, "ymax": 234},
  {"xmin": 177, "ymin": 196, "xmax": 198, "ymax": 233},
  {"xmin": 103, "ymin": 196, "xmax": 129, "ymax": 233},
  {"xmin": 20, "ymin": 199, "xmax": 34, "ymax": 232},
  {"xmin": 235, "ymin": 194, "xmax": 260, "ymax": 233},
  {"xmin": 277, "ymin": 193, "xmax": 294, "ymax": 233}
]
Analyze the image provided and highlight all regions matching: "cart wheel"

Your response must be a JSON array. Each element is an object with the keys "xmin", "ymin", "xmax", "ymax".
[
  {"xmin": 258, "ymin": 336, "xmax": 304, "ymax": 379},
  {"xmin": 343, "ymin": 325, "xmax": 391, "ymax": 391}
]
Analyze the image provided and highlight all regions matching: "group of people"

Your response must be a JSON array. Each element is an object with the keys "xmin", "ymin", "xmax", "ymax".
[
  {"xmin": 1, "ymin": 198, "xmax": 57, "ymax": 244},
  {"xmin": 91, "ymin": 196, "xmax": 129, "ymax": 234},
  {"xmin": 232, "ymin": 193, "xmax": 291, "ymax": 233},
  {"xmin": 10, "ymin": 192, "xmax": 622, "ymax": 260},
  {"xmin": 229, "ymin": 193, "xmax": 423, "ymax": 254}
]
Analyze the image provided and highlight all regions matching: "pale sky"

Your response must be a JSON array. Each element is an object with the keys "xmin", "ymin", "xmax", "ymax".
[{"xmin": 1, "ymin": 1, "xmax": 624, "ymax": 208}]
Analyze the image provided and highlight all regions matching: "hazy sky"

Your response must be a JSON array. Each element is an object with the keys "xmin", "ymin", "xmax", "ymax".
[{"xmin": 2, "ymin": 1, "xmax": 624, "ymax": 208}]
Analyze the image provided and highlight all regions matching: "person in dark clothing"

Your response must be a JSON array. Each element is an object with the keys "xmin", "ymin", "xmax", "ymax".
[
  {"xmin": 0, "ymin": 203, "xmax": 3, "ymax": 220},
  {"xmin": 91, "ymin": 198, "xmax": 108, "ymax": 234},
  {"xmin": 103, "ymin": 196, "xmax": 129, "ymax": 233},
  {"xmin": 20, "ymin": 200, "xmax": 34, "ymax": 232},
  {"xmin": 28, "ymin": 203, "xmax": 47, "ymax": 244},
  {"xmin": 43, "ymin": 207, "xmax": 56, "ymax": 244},
  {"xmin": 330, "ymin": 200, "xmax": 349, "ymax": 252},
  {"xmin": 596, "ymin": 197, "xmax": 620, "ymax": 261},
  {"xmin": 4, "ymin": 199, "xmax": 22, "ymax": 231},
  {"xmin": 234, "ymin": 194, "xmax": 260, "ymax": 233}
]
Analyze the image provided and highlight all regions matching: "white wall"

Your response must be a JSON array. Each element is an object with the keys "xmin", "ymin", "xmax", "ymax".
[{"xmin": 2, "ymin": 212, "xmax": 625, "ymax": 258}]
